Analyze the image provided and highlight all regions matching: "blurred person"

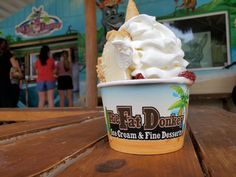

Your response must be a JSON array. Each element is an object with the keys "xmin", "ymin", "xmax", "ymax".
[
  {"xmin": 35, "ymin": 45, "xmax": 56, "ymax": 108},
  {"xmin": 0, "ymin": 38, "xmax": 22, "ymax": 107},
  {"xmin": 10, "ymin": 56, "xmax": 23, "ymax": 107},
  {"xmin": 56, "ymin": 51, "xmax": 73, "ymax": 107}
]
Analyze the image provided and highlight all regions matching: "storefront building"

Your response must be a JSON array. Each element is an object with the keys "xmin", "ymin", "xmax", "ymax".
[{"xmin": 0, "ymin": 0, "xmax": 236, "ymax": 107}]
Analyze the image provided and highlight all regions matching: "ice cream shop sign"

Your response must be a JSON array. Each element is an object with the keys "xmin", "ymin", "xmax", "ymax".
[{"xmin": 15, "ymin": 6, "xmax": 62, "ymax": 38}]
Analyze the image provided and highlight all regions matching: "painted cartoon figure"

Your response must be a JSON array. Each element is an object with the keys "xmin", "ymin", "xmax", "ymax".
[
  {"xmin": 16, "ymin": 5, "xmax": 62, "ymax": 37},
  {"xmin": 175, "ymin": 0, "xmax": 197, "ymax": 14},
  {"xmin": 30, "ymin": 6, "xmax": 43, "ymax": 19},
  {"xmin": 30, "ymin": 7, "xmax": 44, "ymax": 33},
  {"xmin": 96, "ymin": 0, "xmax": 125, "ymax": 34}
]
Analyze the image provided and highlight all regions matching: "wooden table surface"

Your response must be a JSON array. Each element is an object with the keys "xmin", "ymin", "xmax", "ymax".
[{"xmin": 0, "ymin": 106, "xmax": 235, "ymax": 177}]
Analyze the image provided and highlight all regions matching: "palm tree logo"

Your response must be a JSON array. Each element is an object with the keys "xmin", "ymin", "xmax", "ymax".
[{"xmin": 168, "ymin": 85, "xmax": 189, "ymax": 116}]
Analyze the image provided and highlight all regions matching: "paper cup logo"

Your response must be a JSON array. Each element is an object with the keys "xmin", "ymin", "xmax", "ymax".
[
  {"xmin": 104, "ymin": 85, "xmax": 189, "ymax": 141},
  {"xmin": 105, "ymin": 106, "xmax": 185, "ymax": 140},
  {"xmin": 15, "ymin": 6, "xmax": 62, "ymax": 38}
]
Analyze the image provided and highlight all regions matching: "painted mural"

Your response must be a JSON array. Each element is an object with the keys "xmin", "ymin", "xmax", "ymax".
[
  {"xmin": 0, "ymin": 0, "xmax": 87, "ymax": 107},
  {"xmin": 15, "ymin": 6, "xmax": 62, "ymax": 38},
  {"xmin": 174, "ymin": 0, "xmax": 197, "ymax": 14},
  {"xmin": 158, "ymin": 0, "xmax": 236, "ymax": 55},
  {"xmin": 96, "ymin": 0, "xmax": 124, "ymax": 33},
  {"xmin": 1, "ymin": 0, "xmax": 235, "ymax": 59},
  {"xmin": 0, "ymin": 0, "xmax": 235, "ymax": 107},
  {"xmin": 96, "ymin": 0, "xmax": 125, "ymax": 49},
  {"xmin": 0, "ymin": 0, "xmax": 235, "ymax": 52}
]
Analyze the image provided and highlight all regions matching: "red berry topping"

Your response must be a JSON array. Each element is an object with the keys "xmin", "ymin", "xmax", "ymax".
[
  {"xmin": 135, "ymin": 73, "xmax": 145, "ymax": 79},
  {"xmin": 178, "ymin": 71, "xmax": 196, "ymax": 82}
]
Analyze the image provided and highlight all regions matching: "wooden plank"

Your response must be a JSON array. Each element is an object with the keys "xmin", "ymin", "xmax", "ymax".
[
  {"xmin": 55, "ymin": 132, "xmax": 204, "ymax": 177},
  {"xmin": 0, "ymin": 116, "xmax": 106, "ymax": 177},
  {"xmin": 0, "ymin": 108, "xmax": 101, "ymax": 121},
  {"xmin": 188, "ymin": 106, "xmax": 236, "ymax": 177},
  {"xmin": 0, "ymin": 111, "xmax": 103, "ymax": 141},
  {"xmin": 190, "ymin": 93, "xmax": 231, "ymax": 100}
]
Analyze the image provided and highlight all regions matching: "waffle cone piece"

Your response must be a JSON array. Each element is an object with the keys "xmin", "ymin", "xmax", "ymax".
[
  {"xmin": 97, "ymin": 0, "xmax": 139, "ymax": 82},
  {"xmin": 125, "ymin": 0, "xmax": 139, "ymax": 22}
]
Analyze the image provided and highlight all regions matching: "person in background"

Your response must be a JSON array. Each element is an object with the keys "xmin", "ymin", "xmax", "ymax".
[
  {"xmin": 10, "ymin": 56, "xmax": 23, "ymax": 107},
  {"xmin": 56, "ymin": 50, "xmax": 73, "ymax": 107},
  {"xmin": 35, "ymin": 45, "xmax": 56, "ymax": 108},
  {"xmin": 0, "ymin": 38, "xmax": 22, "ymax": 107}
]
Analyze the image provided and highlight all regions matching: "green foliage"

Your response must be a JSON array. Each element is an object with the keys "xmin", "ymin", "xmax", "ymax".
[
  {"xmin": 0, "ymin": 32, "xmax": 21, "ymax": 44},
  {"xmin": 77, "ymin": 27, "xmax": 105, "ymax": 64},
  {"xmin": 77, "ymin": 32, "xmax": 86, "ymax": 63},
  {"xmin": 15, "ymin": 36, "xmax": 23, "ymax": 42},
  {"xmin": 168, "ymin": 85, "xmax": 189, "ymax": 113},
  {"xmin": 200, "ymin": 0, "xmax": 222, "ymax": 11},
  {"xmin": 42, "ymin": 16, "xmax": 50, "ymax": 23},
  {"xmin": 97, "ymin": 27, "xmax": 105, "ymax": 42},
  {"xmin": 97, "ymin": 27, "xmax": 105, "ymax": 54},
  {"xmin": 223, "ymin": 0, "xmax": 236, "ymax": 6},
  {"xmin": 168, "ymin": 100, "xmax": 183, "ymax": 110},
  {"xmin": 5, "ymin": 35, "xmax": 15, "ymax": 43},
  {"xmin": 171, "ymin": 85, "xmax": 185, "ymax": 97}
]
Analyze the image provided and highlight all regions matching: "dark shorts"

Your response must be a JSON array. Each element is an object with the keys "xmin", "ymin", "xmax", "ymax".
[
  {"xmin": 37, "ymin": 81, "xmax": 55, "ymax": 92},
  {"xmin": 58, "ymin": 75, "xmax": 73, "ymax": 90}
]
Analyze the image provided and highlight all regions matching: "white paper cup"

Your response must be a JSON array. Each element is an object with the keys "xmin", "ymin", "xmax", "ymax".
[{"xmin": 98, "ymin": 79, "xmax": 190, "ymax": 154}]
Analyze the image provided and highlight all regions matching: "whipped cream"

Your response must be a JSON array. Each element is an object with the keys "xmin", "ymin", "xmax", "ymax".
[{"xmin": 111, "ymin": 14, "xmax": 189, "ymax": 79}]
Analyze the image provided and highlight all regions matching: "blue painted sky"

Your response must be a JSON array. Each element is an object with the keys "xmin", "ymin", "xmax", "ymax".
[
  {"xmin": 0, "ymin": 0, "xmax": 213, "ymax": 37},
  {"xmin": 114, "ymin": 0, "xmax": 212, "ymax": 17}
]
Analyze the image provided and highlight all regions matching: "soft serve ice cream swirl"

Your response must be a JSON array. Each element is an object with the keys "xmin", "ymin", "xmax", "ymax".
[
  {"xmin": 112, "ymin": 14, "xmax": 189, "ymax": 79},
  {"xmin": 96, "ymin": 0, "xmax": 195, "ymax": 84}
]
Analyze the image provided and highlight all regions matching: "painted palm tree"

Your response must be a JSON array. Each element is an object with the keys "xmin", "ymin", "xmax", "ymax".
[
  {"xmin": 42, "ymin": 16, "xmax": 50, "ymax": 24},
  {"xmin": 168, "ymin": 85, "xmax": 189, "ymax": 116}
]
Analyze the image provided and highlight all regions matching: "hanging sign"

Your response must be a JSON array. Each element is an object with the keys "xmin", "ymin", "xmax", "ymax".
[{"xmin": 15, "ymin": 6, "xmax": 62, "ymax": 38}]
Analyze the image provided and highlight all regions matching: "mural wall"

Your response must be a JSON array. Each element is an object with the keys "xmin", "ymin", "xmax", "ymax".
[
  {"xmin": 0, "ymin": 0, "xmax": 87, "ymax": 107},
  {"xmin": 0, "ymin": 0, "xmax": 84, "ymax": 39},
  {"xmin": 95, "ymin": 0, "xmax": 236, "ymax": 95},
  {"xmin": 96, "ymin": 0, "xmax": 236, "ymax": 60},
  {"xmin": 0, "ymin": 0, "xmax": 236, "ymax": 107},
  {"xmin": 1, "ymin": 0, "xmax": 236, "ymax": 58}
]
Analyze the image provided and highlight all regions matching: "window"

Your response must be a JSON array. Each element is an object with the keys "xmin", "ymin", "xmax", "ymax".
[{"xmin": 159, "ymin": 11, "xmax": 231, "ymax": 69}]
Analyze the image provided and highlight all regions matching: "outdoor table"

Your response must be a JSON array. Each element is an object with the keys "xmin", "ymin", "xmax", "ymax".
[{"xmin": 0, "ymin": 106, "xmax": 235, "ymax": 177}]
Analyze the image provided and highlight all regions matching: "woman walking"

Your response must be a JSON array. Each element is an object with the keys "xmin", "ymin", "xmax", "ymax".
[{"xmin": 35, "ymin": 45, "xmax": 56, "ymax": 108}]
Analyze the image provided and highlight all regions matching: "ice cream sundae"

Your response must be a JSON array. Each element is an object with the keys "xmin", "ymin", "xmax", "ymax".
[{"xmin": 97, "ymin": 0, "xmax": 196, "ymax": 154}]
